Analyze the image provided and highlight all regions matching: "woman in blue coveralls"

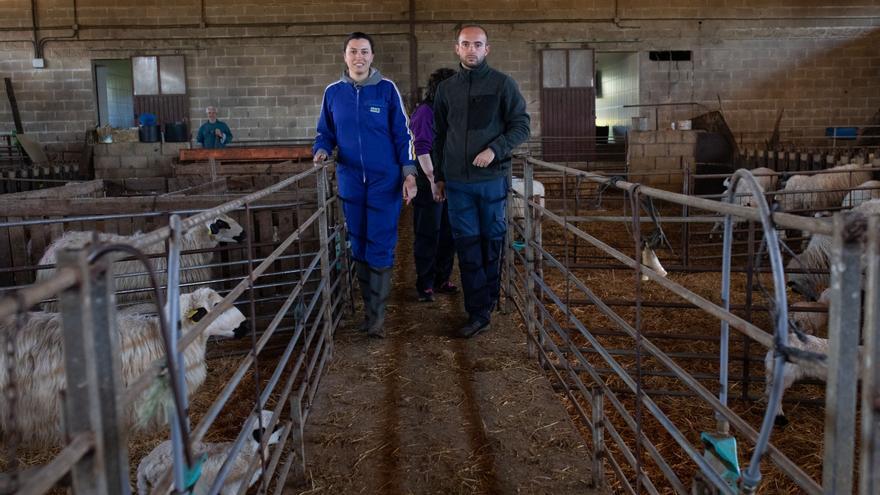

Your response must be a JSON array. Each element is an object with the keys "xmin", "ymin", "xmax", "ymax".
[{"xmin": 313, "ymin": 32, "xmax": 418, "ymax": 339}]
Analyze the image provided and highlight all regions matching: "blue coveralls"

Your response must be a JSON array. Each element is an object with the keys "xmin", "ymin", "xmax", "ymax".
[{"xmin": 313, "ymin": 68, "xmax": 417, "ymax": 269}]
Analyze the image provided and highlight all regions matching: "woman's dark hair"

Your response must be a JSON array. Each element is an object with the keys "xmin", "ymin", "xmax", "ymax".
[
  {"xmin": 422, "ymin": 68, "xmax": 456, "ymax": 104},
  {"xmin": 344, "ymin": 32, "xmax": 374, "ymax": 52}
]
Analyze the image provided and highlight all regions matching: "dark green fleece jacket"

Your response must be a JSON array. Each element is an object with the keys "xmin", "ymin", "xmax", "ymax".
[{"xmin": 433, "ymin": 61, "xmax": 530, "ymax": 183}]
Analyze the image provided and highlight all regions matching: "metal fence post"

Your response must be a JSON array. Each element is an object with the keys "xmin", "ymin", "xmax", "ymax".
[
  {"xmin": 502, "ymin": 164, "xmax": 514, "ymax": 314},
  {"xmin": 860, "ymin": 215, "xmax": 880, "ymax": 495},
  {"xmin": 317, "ymin": 166, "xmax": 334, "ymax": 347},
  {"xmin": 591, "ymin": 387, "xmax": 606, "ymax": 490},
  {"xmin": 166, "ymin": 214, "xmax": 189, "ymax": 494},
  {"xmin": 822, "ymin": 212, "xmax": 863, "ymax": 494},
  {"xmin": 523, "ymin": 160, "xmax": 537, "ymax": 359},
  {"xmin": 58, "ymin": 248, "xmax": 130, "ymax": 495}
]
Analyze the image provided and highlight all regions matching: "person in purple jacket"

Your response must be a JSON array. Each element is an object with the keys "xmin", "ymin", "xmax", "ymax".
[{"xmin": 409, "ymin": 68, "xmax": 459, "ymax": 302}]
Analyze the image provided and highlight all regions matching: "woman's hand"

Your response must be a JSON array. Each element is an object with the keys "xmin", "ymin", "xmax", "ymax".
[{"xmin": 402, "ymin": 175, "xmax": 418, "ymax": 205}]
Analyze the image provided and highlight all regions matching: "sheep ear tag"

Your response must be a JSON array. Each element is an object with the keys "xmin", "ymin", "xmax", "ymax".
[{"xmin": 188, "ymin": 307, "xmax": 208, "ymax": 322}]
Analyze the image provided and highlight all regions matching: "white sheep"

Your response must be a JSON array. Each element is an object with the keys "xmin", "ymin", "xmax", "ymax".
[
  {"xmin": 136, "ymin": 409, "xmax": 282, "ymax": 495},
  {"xmin": 841, "ymin": 179, "xmax": 880, "ymax": 208},
  {"xmin": 789, "ymin": 288, "xmax": 831, "ymax": 336},
  {"xmin": 0, "ymin": 287, "xmax": 247, "ymax": 446},
  {"xmin": 763, "ymin": 330, "xmax": 863, "ymax": 426},
  {"xmin": 787, "ymin": 199, "xmax": 880, "ymax": 299},
  {"xmin": 775, "ymin": 163, "xmax": 873, "ymax": 213},
  {"xmin": 35, "ymin": 215, "xmax": 245, "ymax": 310},
  {"xmin": 710, "ymin": 167, "xmax": 778, "ymax": 234},
  {"xmin": 510, "ymin": 177, "xmax": 546, "ymax": 222},
  {"xmin": 723, "ymin": 167, "xmax": 778, "ymax": 208}
]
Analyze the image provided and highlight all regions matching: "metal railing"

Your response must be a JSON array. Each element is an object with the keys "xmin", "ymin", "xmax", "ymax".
[
  {"xmin": 506, "ymin": 155, "xmax": 879, "ymax": 494},
  {"xmin": 0, "ymin": 162, "xmax": 350, "ymax": 494}
]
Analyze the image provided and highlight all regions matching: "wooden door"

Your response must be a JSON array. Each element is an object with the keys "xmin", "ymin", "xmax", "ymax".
[{"xmin": 540, "ymin": 49, "xmax": 596, "ymax": 162}]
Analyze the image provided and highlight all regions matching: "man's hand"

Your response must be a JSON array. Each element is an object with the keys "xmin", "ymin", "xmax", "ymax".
[
  {"xmin": 472, "ymin": 148, "xmax": 495, "ymax": 168},
  {"xmin": 429, "ymin": 179, "xmax": 438, "ymax": 200},
  {"xmin": 214, "ymin": 128, "xmax": 223, "ymax": 138},
  {"xmin": 313, "ymin": 150, "xmax": 328, "ymax": 164},
  {"xmin": 433, "ymin": 181, "xmax": 446, "ymax": 202},
  {"xmin": 402, "ymin": 175, "xmax": 418, "ymax": 205}
]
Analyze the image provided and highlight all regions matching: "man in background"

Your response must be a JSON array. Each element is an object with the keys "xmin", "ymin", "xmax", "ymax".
[{"xmin": 197, "ymin": 106, "xmax": 232, "ymax": 148}]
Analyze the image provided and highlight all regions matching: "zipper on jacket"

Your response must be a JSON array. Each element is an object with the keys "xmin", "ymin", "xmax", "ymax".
[
  {"xmin": 465, "ymin": 71, "xmax": 471, "ymax": 181},
  {"xmin": 356, "ymin": 86, "xmax": 366, "ymax": 183}
]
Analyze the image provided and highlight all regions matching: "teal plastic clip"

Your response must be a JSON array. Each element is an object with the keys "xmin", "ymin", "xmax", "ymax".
[
  {"xmin": 184, "ymin": 453, "xmax": 207, "ymax": 491},
  {"xmin": 700, "ymin": 432, "xmax": 741, "ymax": 488}
]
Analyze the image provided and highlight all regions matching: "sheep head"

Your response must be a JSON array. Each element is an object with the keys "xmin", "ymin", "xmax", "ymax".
[
  {"xmin": 251, "ymin": 409, "xmax": 283, "ymax": 447},
  {"xmin": 208, "ymin": 215, "xmax": 246, "ymax": 243},
  {"xmin": 180, "ymin": 287, "xmax": 248, "ymax": 339}
]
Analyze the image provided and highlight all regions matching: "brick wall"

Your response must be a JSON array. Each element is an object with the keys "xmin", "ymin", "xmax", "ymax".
[
  {"xmin": 627, "ymin": 129, "xmax": 698, "ymax": 192},
  {"xmin": 94, "ymin": 141, "xmax": 189, "ymax": 178},
  {"xmin": 0, "ymin": 0, "xmax": 878, "ymax": 160}
]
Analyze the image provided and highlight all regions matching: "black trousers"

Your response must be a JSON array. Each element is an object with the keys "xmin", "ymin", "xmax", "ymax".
[{"xmin": 412, "ymin": 189, "xmax": 455, "ymax": 293}]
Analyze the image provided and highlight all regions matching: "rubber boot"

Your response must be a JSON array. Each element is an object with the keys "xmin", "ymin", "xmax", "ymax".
[
  {"xmin": 355, "ymin": 261, "xmax": 373, "ymax": 332},
  {"xmin": 367, "ymin": 267, "xmax": 393, "ymax": 338}
]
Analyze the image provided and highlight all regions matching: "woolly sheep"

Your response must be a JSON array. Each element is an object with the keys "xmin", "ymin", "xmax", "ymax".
[
  {"xmin": 789, "ymin": 288, "xmax": 831, "ymax": 336},
  {"xmin": 723, "ymin": 167, "xmax": 779, "ymax": 208},
  {"xmin": 763, "ymin": 330, "xmax": 863, "ymax": 426},
  {"xmin": 775, "ymin": 163, "xmax": 872, "ymax": 213},
  {"xmin": 709, "ymin": 168, "xmax": 778, "ymax": 235},
  {"xmin": 36, "ymin": 215, "xmax": 245, "ymax": 310},
  {"xmin": 0, "ymin": 287, "xmax": 247, "ymax": 446},
  {"xmin": 136, "ymin": 409, "xmax": 282, "ymax": 495},
  {"xmin": 510, "ymin": 177, "xmax": 545, "ymax": 222},
  {"xmin": 841, "ymin": 180, "xmax": 880, "ymax": 208},
  {"xmin": 786, "ymin": 199, "xmax": 880, "ymax": 299}
]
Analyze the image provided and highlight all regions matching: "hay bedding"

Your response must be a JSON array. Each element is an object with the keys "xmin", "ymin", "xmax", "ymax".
[{"xmin": 534, "ymin": 216, "xmax": 833, "ymax": 493}]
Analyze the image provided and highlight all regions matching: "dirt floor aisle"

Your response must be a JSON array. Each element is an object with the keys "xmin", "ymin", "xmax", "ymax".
[{"xmin": 294, "ymin": 208, "xmax": 601, "ymax": 494}]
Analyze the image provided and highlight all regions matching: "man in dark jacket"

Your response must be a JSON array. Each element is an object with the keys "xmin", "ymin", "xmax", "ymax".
[{"xmin": 433, "ymin": 25, "xmax": 531, "ymax": 338}]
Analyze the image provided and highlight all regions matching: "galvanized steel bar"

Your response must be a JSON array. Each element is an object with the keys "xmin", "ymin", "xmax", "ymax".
[
  {"xmin": 56, "ymin": 251, "xmax": 113, "ymax": 495},
  {"xmin": 860, "ymin": 214, "xmax": 880, "ymax": 495},
  {"xmin": 524, "ymin": 160, "xmax": 538, "ymax": 359},
  {"xmin": 591, "ymin": 387, "xmax": 606, "ymax": 491},
  {"xmin": 822, "ymin": 213, "xmax": 864, "ymax": 494},
  {"xmin": 166, "ymin": 214, "xmax": 189, "ymax": 494},
  {"xmin": 525, "ymin": 156, "xmax": 833, "ymax": 236}
]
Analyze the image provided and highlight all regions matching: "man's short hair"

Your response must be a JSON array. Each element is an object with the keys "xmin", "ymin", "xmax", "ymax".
[
  {"xmin": 455, "ymin": 24, "xmax": 488, "ymax": 43},
  {"xmin": 345, "ymin": 32, "xmax": 375, "ymax": 52},
  {"xmin": 206, "ymin": 106, "xmax": 217, "ymax": 114}
]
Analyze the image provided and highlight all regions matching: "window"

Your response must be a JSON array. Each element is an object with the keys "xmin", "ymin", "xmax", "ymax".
[{"xmin": 132, "ymin": 55, "xmax": 187, "ymax": 95}]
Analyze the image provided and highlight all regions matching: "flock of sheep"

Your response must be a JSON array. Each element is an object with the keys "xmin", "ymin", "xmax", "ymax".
[
  {"xmin": 714, "ymin": 162, "xmax": 878, "ymax": 426},
  {"xmin": 0, "ymin": 213, "xmax": 283, "ymax": 492}
]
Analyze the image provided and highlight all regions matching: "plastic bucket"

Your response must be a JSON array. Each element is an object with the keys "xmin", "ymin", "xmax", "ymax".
[
  {"xmin": 138, "ymin": 124, "xmax": 160, "ymax": 143},
  {"xmin": 163, "ymin": 122, "xmax": 189, "ymax": 142}
]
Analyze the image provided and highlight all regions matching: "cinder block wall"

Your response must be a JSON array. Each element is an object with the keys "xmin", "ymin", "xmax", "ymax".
[
  {"xmin": 628, "ymin": 130, "xmax": 699, "ymax": 191},
  {"xmin": 1, "ymin": 0, "xmax": 878, "ymax": 159}
]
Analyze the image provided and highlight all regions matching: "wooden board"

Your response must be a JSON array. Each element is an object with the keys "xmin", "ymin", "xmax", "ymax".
[
  {"xmin": 0, "ymin": 180, "xmax": 104, "ymax": 200},
  {"xmin": 172, "ymin": 161, "xmax": 314, "ymax": 177},
  {"xmin": 178, "ymin": 146, "xmax": 312, "ymax": 163}
]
